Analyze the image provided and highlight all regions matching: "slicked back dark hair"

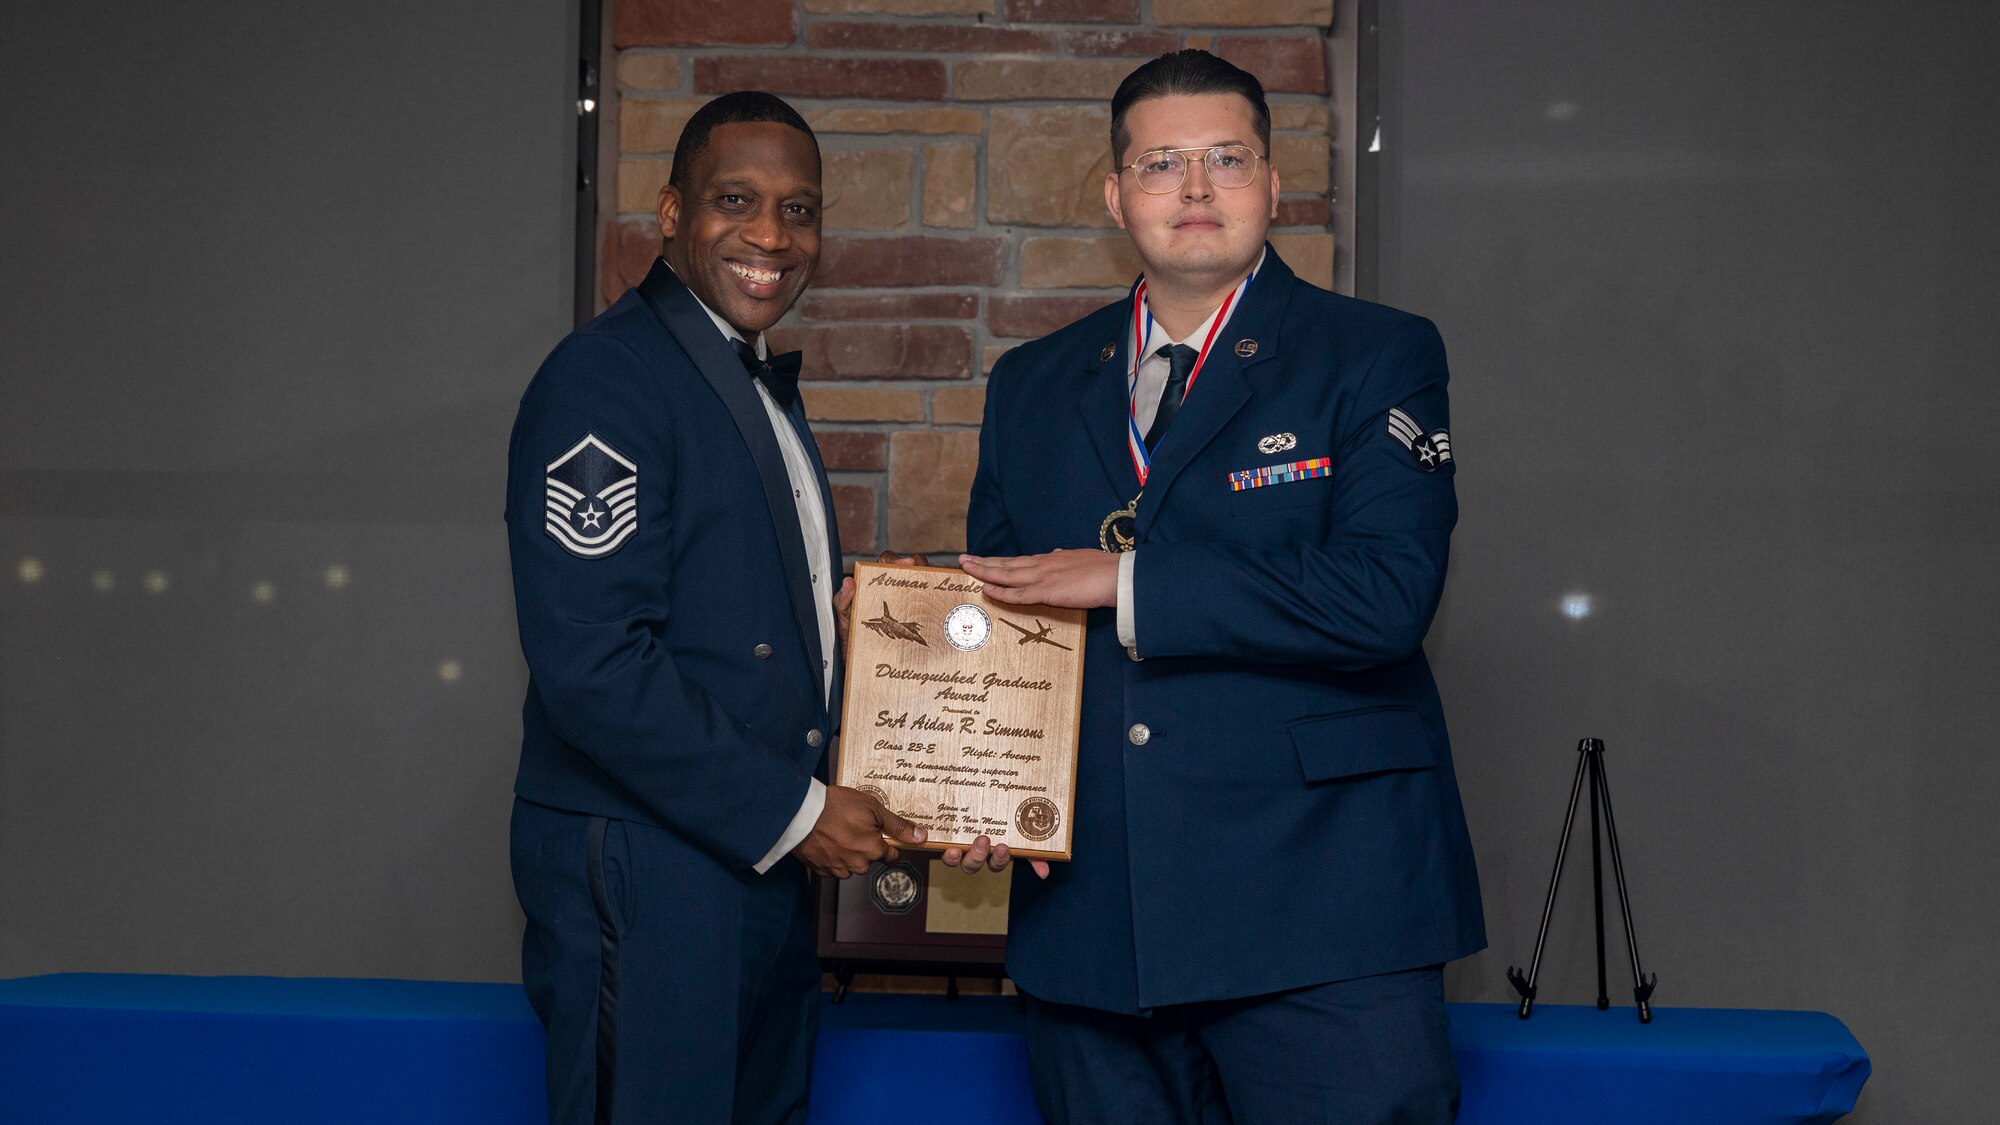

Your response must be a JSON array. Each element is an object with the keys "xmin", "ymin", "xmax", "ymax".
[
  {"xmin": 1110, "ymin": 50, "xmax": 1270, "ymax": 165},
  {"xmin": 668, "ymin": 91, "xmax": 819, "ymax": 191}
]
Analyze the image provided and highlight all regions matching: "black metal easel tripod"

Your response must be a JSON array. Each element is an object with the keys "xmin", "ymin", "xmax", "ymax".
[{"xmin": 1506, "ymin": 738, "xmax": 1657, "ymax": 1023}]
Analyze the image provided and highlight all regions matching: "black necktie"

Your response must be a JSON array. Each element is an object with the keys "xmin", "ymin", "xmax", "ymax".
[
  {"xmin": 1144, "ymin": 344, "xmax": 1198, "ymax": 452},
  {"xmin": 732, "ymin": 337, "xmax": 803, "ymax": 408}
]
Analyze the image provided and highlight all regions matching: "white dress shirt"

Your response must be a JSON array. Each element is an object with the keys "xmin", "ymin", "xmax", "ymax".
[
  {"xmin": 676, "ymin": 271, "xmax": 832, "ymax": 873},
  {"xmin": 1115, "ymin": 301, "xmax": 1230, "ymax": 656},
  {"xmin": 1116, "ymin": 251, "xmax": 1266, "ymax": 656}
]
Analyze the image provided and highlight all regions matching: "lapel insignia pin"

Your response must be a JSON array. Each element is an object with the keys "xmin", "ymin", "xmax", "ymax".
[
  {"xmin": 1234, "ymin": 339, "xmax": 1258, "ymax": 358},
  {"xmin": 1258, "ymin": 432, "xmax": 1297, "ymax": 454},
  {"xmin": 1098, "ymin": 343, "xmax": 1116, "ymax": 363}
]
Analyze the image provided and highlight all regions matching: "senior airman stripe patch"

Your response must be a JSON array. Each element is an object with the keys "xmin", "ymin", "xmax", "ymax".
[{"xmin": 1387, "ymin": 407, "xmax": 1452, "ymax": 472}]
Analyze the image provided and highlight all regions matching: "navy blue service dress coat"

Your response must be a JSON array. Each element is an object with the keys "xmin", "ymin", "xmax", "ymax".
[
  {"xmin": 506, "ymin": 259, "xmax": 839, "ymax": 861},
  {"xmin": 969, "ymin": 246, "xmax": 1485, "ymax": 1014}
]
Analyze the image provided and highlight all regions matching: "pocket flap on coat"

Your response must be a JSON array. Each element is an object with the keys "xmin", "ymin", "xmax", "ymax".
[{"xmin": 1290, "ymin": 706, "xmax": 1438, "ymax": 782}]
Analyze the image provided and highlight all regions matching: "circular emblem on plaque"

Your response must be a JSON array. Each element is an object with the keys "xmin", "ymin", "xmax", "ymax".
[
  {"xmin": 1234, "ymin": 338, "xmax": 1258, "ymax": 358},
  {"xmin": 855, "ymin": 784, "xmax": 890, "ymax": 807},
  {"xmin": 869, "ymin": 862, "xmax": 921, "ymax": 915},
  {"xmin": 1015, "ymin": 797, "xmax": 1059, "ymax": 842},
  {"xmin": 944, "ymin": 604, "xmax": 992, "ymax": 652}
]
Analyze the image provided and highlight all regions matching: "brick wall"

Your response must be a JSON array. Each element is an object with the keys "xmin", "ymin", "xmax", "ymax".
[{"xmin": 601, "ymin": 0, "xmax": 1340, "ymax": 560}]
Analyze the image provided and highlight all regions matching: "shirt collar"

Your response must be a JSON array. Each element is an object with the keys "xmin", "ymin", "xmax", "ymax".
[
  {"xmin": 664, "ymin": 258, "xmax": 767, "ymax": 360},
  {"xmin": 1140, "ymin": 247, "xmax": 1267, "ymax": 357}
]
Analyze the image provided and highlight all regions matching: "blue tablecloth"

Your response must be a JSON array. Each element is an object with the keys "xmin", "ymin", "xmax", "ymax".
[
  {"xmin": 1448, "ymin": 1002, "xmax": 1869, "ymax": 1125},
  {"xmin": 0, "ymin": 974, "xmax": 1867, "ymax": 1123}
]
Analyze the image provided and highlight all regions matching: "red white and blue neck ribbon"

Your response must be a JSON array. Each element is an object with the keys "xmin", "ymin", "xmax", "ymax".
[{"xmin": 1125, "ymin": 265, "xmax": 1258, "ymax": 487}]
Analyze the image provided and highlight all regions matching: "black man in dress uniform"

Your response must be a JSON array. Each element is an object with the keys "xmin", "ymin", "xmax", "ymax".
[{"xmin": 505, "ymin": 92, "xmax": 925, "ymax": 1125}]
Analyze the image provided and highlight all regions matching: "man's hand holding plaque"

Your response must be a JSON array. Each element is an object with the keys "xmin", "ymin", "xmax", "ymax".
[
  {"xmin": 794, "ymin": 785, "xmax": 928, "ymax": 879},
  {"xmin": 834, "ymin": 561, "xmax": 1085, "ymax": 865},
  {"xmin": 945, "ymin": 547, "xmax": 1119, "ymax": 877},
  {"xmin": 958, "ymin": 548, "xmax": 1120, "ymax": 611}
]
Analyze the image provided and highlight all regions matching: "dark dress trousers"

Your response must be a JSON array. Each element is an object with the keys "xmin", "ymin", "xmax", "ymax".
[
  {"xmin": 969, "ymin": 246, "xmax": 1485, "ymax": 1120},
  {"xmin": 504, "ymin": 260, "xmax": 842, "ymax": 1125}
]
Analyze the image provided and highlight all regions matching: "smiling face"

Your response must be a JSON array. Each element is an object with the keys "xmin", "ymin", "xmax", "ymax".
[
  {"xmin": 658, "ymin": 121, "xmax": 822, "ymax": 338},
  {"xmin": 1104, "ymin": 92, "xmax": 1278, "ymax": 294}
]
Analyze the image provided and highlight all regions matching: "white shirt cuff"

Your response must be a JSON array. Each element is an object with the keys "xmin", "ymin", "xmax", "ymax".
[
  {"xmin": 1116, "ymin": 549, "xmax": 1138, "ymax": 651},
  {"xmin": 754, "ymin": 777, "xmax": 826, "ymax": 874}
]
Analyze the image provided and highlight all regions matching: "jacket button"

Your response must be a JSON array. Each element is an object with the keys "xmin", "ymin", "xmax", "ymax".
[
  {"xmin": 753, "ymin": 643, "xmax": 773, "ymax": 659},
  {"xmin": 1127, "ymin": 723, "xmax": 1151, "ymax": 746},
  {"xmin": 806, "ymin": 729, "xmax": 824, "ymax": 748}
]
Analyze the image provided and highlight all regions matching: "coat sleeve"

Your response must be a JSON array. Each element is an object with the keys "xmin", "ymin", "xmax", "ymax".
[
  {"xmin": 505, "ymin": 333, "xmax": 813, "ymax": 870},
  {"xmin": 967, "ymin": 349, "xmax": 1026, "ymax": 558},
  {"xmin": 1132, "ymin": 315, "xmax": 1458, "ymax": 670}
]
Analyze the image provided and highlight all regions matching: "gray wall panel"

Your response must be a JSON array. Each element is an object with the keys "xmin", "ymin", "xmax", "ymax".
[
  {"xmin": 1380, "ymin": 2, "xmax": 2000, "ymax": 1120},
  {"xmin": 0, "ymin": 1, "xmax": 575, "ymax": 981}
]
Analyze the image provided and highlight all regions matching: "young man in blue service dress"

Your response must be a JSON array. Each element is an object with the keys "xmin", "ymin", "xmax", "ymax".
[
  {"xmin": 504, "ymin": 92, "xmax": 927, "ymax": 1125},
  {"xmin": 945, "ymin": 52, "xmax": 1486, "ymax": 1123}
]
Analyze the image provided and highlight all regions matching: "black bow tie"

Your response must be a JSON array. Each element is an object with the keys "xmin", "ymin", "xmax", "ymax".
[{"xmin": 732, "ymin": 338, "xmax": 803, "ymax": 408}]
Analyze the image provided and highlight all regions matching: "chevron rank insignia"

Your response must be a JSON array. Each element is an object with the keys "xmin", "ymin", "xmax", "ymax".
[
  {"xmin": 1387, "ymin": 408, "xmax": 1452, "ymax": 472},
  {"xmin": 545, "ymin": 433, "xmax": 638, "ymax": 558}
]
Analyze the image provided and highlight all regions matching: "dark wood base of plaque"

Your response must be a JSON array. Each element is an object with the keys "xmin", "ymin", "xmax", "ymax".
[{"xmin": 816, "ymin": 867, "xmax": 1006, "ymax": 987}]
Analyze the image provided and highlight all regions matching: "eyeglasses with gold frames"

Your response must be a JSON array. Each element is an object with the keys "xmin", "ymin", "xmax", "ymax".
[{"xmin": 1119, "ymin": 144, "xmax": 1266, "ymax": 194}]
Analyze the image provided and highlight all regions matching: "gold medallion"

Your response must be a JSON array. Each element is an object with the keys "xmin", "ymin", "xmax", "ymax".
[{"xmin": 1098, "ymin": 495, "xmax": 1140, "ymax": 553}]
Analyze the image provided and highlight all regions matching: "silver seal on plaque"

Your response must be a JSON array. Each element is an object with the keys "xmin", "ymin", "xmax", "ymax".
[{"xmin": 944, "ymin": 604, "xmax": 992, "ymax": 652}]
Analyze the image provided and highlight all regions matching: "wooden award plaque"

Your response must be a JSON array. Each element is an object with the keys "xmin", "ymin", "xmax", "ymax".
[{"xmin": 835, "ymin": 563, "xmax": 1085, "ymax": 861}]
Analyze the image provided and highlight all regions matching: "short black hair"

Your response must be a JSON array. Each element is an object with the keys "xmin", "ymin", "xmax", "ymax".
[
  {"xmin": 669, "ymin": 91, "xmax": 819, "ymax": 190},
  {"xmin": 1110, "ymin": 50, "xmax": 1271, "ymax": 165}
]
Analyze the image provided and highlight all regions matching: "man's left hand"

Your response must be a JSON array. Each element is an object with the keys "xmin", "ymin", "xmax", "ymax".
[
  {"xmin": 959, "ymin": 549, "xmax": 1118, "ymax": 609},
  {"xmin": 940, "ymin": 834, "xmax": 1051, "ymax": 880},
  {"xmin": 832, "ymin": 576, "xmax": 857, "ymax": 647}
]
